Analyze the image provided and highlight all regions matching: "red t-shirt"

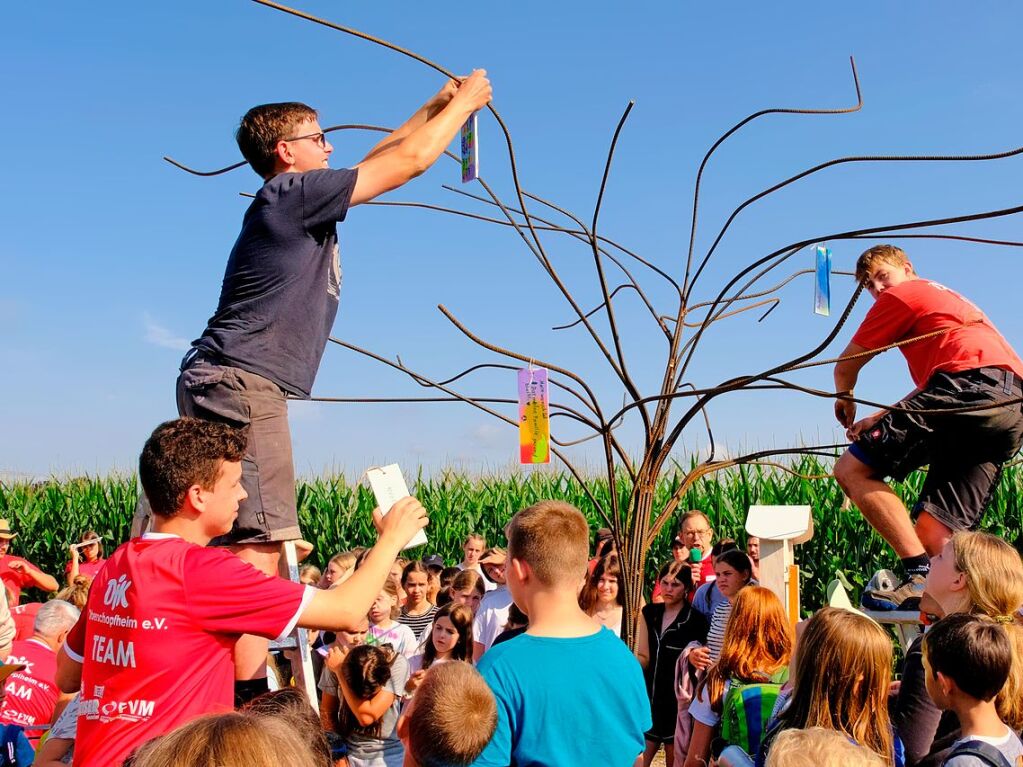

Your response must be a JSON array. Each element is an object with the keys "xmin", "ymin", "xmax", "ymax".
[
  {"xmin": 64, "ymin": 534, "xmax": 310, "ymax": 767},
  {"xmin": 0, "ymin": 556, "xmax": 38, "ymax": 607},
  {"xmin": 64, "ymin": 558, "xmax": 106, "ymax": 580},
  {"xmin": 10, "ymin": 603, "xmax": 41, "ymax": 642},
  {"xmin": 852, "ymin": 279, "xmax": 1023, "ymax": 389},
  {"xmin": 0, "ymin": 638, "xmax": 60, "ymax": 743}
]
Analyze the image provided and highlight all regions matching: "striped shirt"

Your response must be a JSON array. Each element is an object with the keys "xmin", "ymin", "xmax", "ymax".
[
  {"xmin": 707, "ymin": 600, "xmax": 732, "ymax": 663},
  {"xmin": 399, "ymin": 604, "xmax": 438, "ymax": 640}
]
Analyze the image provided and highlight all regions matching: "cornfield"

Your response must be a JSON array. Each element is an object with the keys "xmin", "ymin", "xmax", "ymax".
[{"xmin": 2, "ymin": 459, "xmax": 1022, "ymax": 611}]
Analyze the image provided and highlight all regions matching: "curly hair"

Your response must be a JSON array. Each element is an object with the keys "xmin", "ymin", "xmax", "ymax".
[
  {"xmin": 139, "ymin": 418, "xmax": 247, "ymax": 518},
  {"xmin": 337, "ymin": 644, "xmax": 397, "ymax": 739}
]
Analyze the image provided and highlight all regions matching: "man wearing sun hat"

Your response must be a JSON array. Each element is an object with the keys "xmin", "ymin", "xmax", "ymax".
[{"xmin": 0, "ymin": 521, "xmax": 57, "ymax": 608}]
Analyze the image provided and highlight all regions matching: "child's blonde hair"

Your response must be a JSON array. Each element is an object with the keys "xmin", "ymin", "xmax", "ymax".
[
  {"xmin": 506, "ymin": 500, "xmax": 589, "ymax": 587},
  {"xmin": 775, "ymin": 607, "xmax": 894, "ymax": 766},
  {"xmin": 950, "ymin": 531, "xmax": 1023, "ymax": 729},
  {"xmin": 407, "ymin": 661, "xmax": 497, "ymax": 767},
  {"xmin": 129, "ymin": 711, "xmax": 323, "ymax": 767},
  {"xmin": 329, "ymin": 550, "xmax": 358, "ymax": 574},
  {"xmin": 379, "ymin": 577, "xmax": 401, "ymax": 620},
  {"xmin": 766, "ymin": 727, "xmax": 885, "ymax": 767}
]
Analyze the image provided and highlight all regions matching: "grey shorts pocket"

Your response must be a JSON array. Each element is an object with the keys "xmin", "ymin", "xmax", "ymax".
[{"xmin": 176, "ymin": 364, "xmax": 250, "ymax": 427}]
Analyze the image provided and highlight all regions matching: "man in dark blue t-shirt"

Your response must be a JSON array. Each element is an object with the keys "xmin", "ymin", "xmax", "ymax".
[{"xmin": 175, "ymin": 71, "xmax": 493, "ymax": 701}]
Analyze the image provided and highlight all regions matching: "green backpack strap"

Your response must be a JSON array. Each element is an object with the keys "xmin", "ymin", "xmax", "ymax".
[{"xmin": 720, "ymin": 669, "xmax": 789, "ymax": 756}]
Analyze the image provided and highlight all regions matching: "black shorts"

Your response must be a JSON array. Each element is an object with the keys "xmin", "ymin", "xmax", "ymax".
[{"xmin": 849, "ymin": 367, "xmax": 1023, "ymax": 532}]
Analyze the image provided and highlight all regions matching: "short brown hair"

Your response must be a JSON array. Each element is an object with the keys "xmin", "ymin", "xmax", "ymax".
[
  {"xmin": 139, "ymin": 418, "xmax": 247, "ymax": 518},
  {"xmin": 925, "ymin": 613, "xmax": 1013, "ymax": 702},
  {"xmin": 507, "ymin": 500, "xmax": 589, "ymax": 587},
  {"xmin": 855, "ymin": 244, "xmax": 912, "ymax": 282},
  {"xmin": 236, "ymin": 102, "xmax": 318, "ymax": 179},
  {"xmin": 408, "ymin": 661, "xmax": 497, "ymax": 767}
]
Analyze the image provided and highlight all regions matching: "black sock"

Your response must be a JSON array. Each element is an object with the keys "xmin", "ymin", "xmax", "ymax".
[
  {"xmin": 234, "ymin": 677, "xmax": 269, "ymax": 708},
  {"xmin": 901, "ymin": 554, "xmax": 931, "ymax": 578}
]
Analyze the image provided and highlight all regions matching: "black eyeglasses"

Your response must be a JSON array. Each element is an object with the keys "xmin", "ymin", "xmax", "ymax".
[{"xmin": 281, "ymin": 131, "xmax": 328, "ymax": 149}]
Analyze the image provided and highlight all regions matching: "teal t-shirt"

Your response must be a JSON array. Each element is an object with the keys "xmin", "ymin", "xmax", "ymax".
[{"xmin": 472, "ymin": 627, "xmax": 650, "ymax": 767}]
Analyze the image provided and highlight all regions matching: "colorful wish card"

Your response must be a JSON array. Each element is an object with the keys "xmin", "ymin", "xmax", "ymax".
[
  {"xmin": 518, "ymin": 367, "xmax": 550, "ymax": 464},
  {"xmin": 814, "ymin": 244, "xmax": 832, "ymax": 316},
  {"xmin": 461, "ymin": 111, "xmax": 479, "ymax": 183}
]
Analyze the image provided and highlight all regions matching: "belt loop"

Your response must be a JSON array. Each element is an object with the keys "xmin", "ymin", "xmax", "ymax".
[
  {"xmin": 1003, "ymin": 368, "xmax": 1013, "ymax": 396},
  {"xmin": 180, "ymin": 347, "xmax": 199, "ymax": 372}
]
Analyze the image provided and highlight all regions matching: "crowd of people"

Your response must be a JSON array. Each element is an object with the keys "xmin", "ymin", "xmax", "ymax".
[
  {"xmin": 0, "ymin": 439, "xmax": 1019, "ymax": 767},
  {"xmin": 9, "ymin": 50, "xmax": 1023, "ymax": 764}
]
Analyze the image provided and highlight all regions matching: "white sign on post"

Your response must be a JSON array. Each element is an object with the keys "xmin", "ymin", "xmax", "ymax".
[{"xmin": 745, "ymin": 505, "xmax": 813, "ymax": 619}]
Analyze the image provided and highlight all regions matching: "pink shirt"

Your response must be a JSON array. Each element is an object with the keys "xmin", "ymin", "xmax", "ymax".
[{"xmin": 65, "ymin": 534, "xmax": 310, "ymax": 767}]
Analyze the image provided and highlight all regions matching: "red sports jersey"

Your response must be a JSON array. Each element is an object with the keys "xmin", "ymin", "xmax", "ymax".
[
  {"xmin": 65, "ymin": 533, "xmax": 310, "ymax": 767},
  {"xmin": 852, "ymin": 279, "xmax": 1023, "ymax": 388},
  {"xmin": 0, "ymin": 638, "xmax": 60, "ymax": 743},
  {"xmin": 0, "ymin": 557, "xmax": 38, "ymax": 607},
  {"xmin": 64, "ymin": 558, "xmax": 106, "ymax": 580},
  {"xmin": 10, "ymin": 603, "xmax": 41, "ymax": 642}
]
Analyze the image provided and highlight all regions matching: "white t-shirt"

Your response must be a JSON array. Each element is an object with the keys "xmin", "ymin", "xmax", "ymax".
[
  {"xmin": 473, "ymin": 585, "xmax": 514, "ymax": 651},
  {"xmin": 368, "ymin": 622, "xmax": 417, "ymax": 658},
  {"xmin": 689, "ymin": 679, "xmax": 730, "ymax": 728},
  {"xmin": 945, "ymin": 728, "xmax": 1023, "ymax": 767}
]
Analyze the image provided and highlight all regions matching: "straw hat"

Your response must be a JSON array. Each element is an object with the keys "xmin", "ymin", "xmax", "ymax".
[{"xmin": 0, "ymin": 520, "xmax": 17, "ymax": 540}]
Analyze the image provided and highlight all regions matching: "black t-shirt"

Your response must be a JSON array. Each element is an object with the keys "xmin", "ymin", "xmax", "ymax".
[{"xmin": 194, "ymin": 167, "xmax": 358, "ymax": 397}]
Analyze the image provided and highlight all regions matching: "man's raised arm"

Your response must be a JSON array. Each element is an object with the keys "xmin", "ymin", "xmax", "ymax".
[
  {"xmin": 297, "ymin": 496, "xmax": 428, "ymax": 631},
  {"xmin": 349, "ymin": 69, "xmax": 492, "ymax": 206}
]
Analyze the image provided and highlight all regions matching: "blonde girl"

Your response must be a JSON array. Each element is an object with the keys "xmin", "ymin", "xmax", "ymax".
[
  {"xmin": 368, "ymin": 578, "xmax": 417, "ymax": 658},
  {"xmin": 757, "ymin": 608, "xmax": 898, "ymax": 767}
]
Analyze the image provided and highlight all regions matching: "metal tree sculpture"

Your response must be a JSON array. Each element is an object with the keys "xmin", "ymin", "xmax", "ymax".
[{"xmin": 168, "ymin": 0, "xmax": 1023, "ymax": 646}]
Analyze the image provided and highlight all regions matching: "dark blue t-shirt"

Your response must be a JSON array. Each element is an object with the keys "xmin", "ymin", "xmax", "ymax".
[{"xmin": 194, "ymin": 167, "xmax": 358, "ymax": 397}]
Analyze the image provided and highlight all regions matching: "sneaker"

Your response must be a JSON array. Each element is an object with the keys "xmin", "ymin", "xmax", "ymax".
[{"xmin": 860, "ymin": 573, "xmax": 926, "ymax": 612}]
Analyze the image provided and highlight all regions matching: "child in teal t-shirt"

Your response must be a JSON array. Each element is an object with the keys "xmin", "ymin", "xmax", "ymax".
[{"xmin": 471, "ymin": 501, "xmax": 649, "ymax": 767}]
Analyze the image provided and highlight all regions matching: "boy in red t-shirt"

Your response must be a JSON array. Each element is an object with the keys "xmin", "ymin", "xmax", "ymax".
[
  {"xmin": 55, "ymin": 417, "xmax": 428, "ymax": 767},
  {"xmin": 832, "ymin": 245, "xmax": 1023, "ymax": 610}
]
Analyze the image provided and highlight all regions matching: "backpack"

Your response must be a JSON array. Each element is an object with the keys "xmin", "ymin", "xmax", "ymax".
[
  {"xmin": 0, "ymin": 724, "xmax": 25, "ymax": 767},
  {"xmin": 946, "ymin": 739, "xmax": 1014, "ymax": 767},
  {"xmin": 719, "ymin": 668, "xmax": 789, "ymax": 757}
]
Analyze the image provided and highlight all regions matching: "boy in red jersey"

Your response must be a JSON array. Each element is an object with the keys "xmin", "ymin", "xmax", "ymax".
[
  {"xmin": 832, "ymin": 245, "xmax": 1023, "ymax": 610},
  {"xmin": 55, "ymin": 418, "xmax": 427, "ymax": 767}
]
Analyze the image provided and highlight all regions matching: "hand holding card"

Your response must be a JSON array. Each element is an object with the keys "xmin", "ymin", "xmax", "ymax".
[{"xmin": 366, "ymin": 464, "xmax": 429, "ymax": 550}]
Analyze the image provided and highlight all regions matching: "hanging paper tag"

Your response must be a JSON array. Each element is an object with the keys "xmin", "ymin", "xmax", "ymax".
[
  {"xmin": 518, "ymin": 367, "xmax": 550, "ymax": 464},
  {"xmin": 460, "ymin": 112, "xmax": 479, "ymax": 183},
  {"xmin": 814, "ymin": 244, "xmax": 832, "ymax": 316}
]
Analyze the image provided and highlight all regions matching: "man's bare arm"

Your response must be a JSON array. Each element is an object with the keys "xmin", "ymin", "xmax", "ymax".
[
  {"xmin": 360, "ymin": 78, "xmax": 461, "ymax": 163},
  {"xmin": 833, "ymin": 341, "xmax": 875, "ymax": 428},
  {"xmin": 349, "ymin": 70, "xmax": 492, "ymax": 207}
]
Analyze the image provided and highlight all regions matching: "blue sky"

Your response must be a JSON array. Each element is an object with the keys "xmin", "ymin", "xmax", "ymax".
[{"xmin": 3, "ymin": 2, "xmax": 1023, "ymax": 480}]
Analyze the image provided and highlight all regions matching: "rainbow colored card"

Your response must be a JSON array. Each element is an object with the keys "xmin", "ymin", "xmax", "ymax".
[{"xmin": 518, "ymin": 367, "xmax": 550, "ymax": 464}]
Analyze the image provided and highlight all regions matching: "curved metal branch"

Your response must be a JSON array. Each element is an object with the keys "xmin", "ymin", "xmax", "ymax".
[
  {"xmin": 682, "ymin": 56, "xmax": 862, "ymax": 297},
  {"xmin": 646, "ymin": 442, "xmax": 848, "ymax": 546},
  {"xmin": 164, "ymin": 124, "xmax": 397, "ymax": 176},
  {"xmin": 249, "ymin": 0, "xmax": 646, "ymax": 401},
  {"xmin": 687, "ymin": 139, "xmax": 1023, "ymax": 300},
  {"xmin": 657, "ymin": 201, "xmax": 1023, "ymax": 477},
  {"xmin": 434, "ymin": 305, "xmax": 638, "ymax": 481}
]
